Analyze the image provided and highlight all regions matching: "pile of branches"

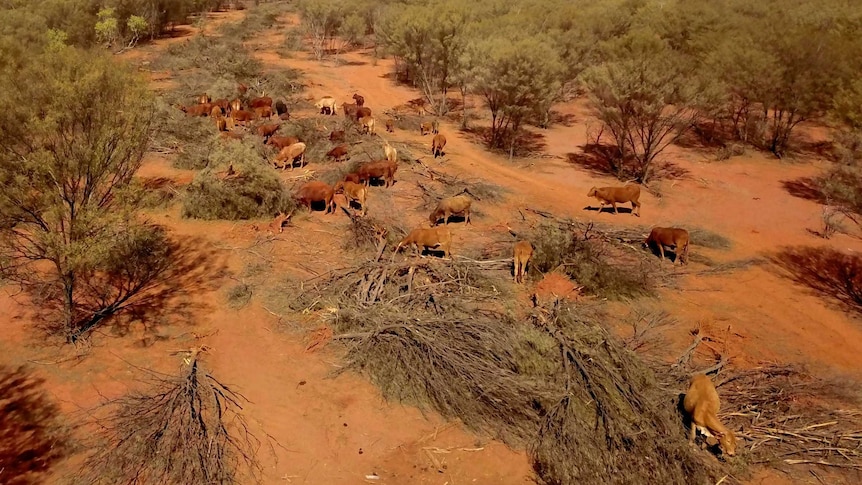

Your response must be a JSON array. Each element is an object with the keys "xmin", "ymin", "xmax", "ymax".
[
  {"xmin": 285, "ymin": 255, "xmax": 723, "ymax": 483},
  {"xmin": 76, "ymin": 349, "xmax": 262, "ymax": 485}
]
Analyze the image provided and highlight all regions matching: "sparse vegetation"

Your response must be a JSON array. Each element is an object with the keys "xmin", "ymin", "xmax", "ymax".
[{"xmin": 182, "ymin": 160, "xmax": 295, "ymax": 220}]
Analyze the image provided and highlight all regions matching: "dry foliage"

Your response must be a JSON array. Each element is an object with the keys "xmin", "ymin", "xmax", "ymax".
[{"xmin": 76, "ymin": 351, "xmax": 262, "ymax": 485}]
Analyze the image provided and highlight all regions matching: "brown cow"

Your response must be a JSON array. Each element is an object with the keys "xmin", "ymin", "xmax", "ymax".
[
  {"xmin": 344, "ymin": 172, "xmax": 362, "ymax": 184},
  {"xmin": 254, "ymin": 106, "xmax": 273, "ymax": 119},
  {"xmin": 329, "ymin": 130, "xmax": 345, "ymax": 142},
  {"xmin": 237, "ymin": 82, "xmax": 248, "ymax": 96},
  {"xmin": 513, "ymin": 240, "xmax": 534, "ymax": 284},
  {"xmin": 357, "ymin": 160, "xmax": 397, "ymax": 188},
  {"xmin": 326, "ymin": 145, "xmax": 350, "ymax": 162},
  {"xmin": 275, "ymin": 100, "xmax": 289, "ymax": 117},
  {"xmin": 429, "ymin": 194, "xmax": 471, "ymax": 226},
  {"xmin": 334, "ymin": 180, "xmax": 368, "ymax": 216},
  {"xmin": 215, "ymin": 116, "xmax": 228, "ymax": 132},
  {"xmin": 355, "ymin": 106, "xmax": 371, "ymax": 121},
  {"xmin": 181, "ymin": 103, "xmax": 212, "ymax": 117},
  {"xmin": 210, "ymin": 105, "xmax": 223, "ymax": 118},
  {"xmin": 256, "ymin": 123, "xmax": 280, "ymax": 142},
  {"xmin": 295, "ymin": 180, "xmax": 335, "ymax": 214},
  {"xmin": 274, "ymin": 142, "xmax": 307, "ymax": 171},
  {"xmin": 431, "ymin": 119, "xmax": 439, "ymax": 134},
  {"xmin": 266, "ymin": 135, "xmax": 300, "ymax": 150},
  {"xmin": 587, "ymin": 184, "xmax": 641, "ymax": 216},
  {"xmin": 644, "ymin": 227, "xmax": 690, "ymax": 265},
  {"xmin": 684, "ymin": 374, "xmax": 737, "ymax": 457},
  {"xmin": 396, "ymin": 226, "xmax": 452, "ymax": 258},
  {"xmin": 432, "ymin": 133, "xmax": 447, "ymax": 158},
  {"xmin": 230, "ymin": 98, "xmax": 242, "ymax": 114},
  {"xmin": 420, "ymin": 121, "xmax": 433, "ymax": 135},
  {"xmin": 352, "ymin": 93, "xmax": 365, "ymax": 106},
  {"xmin": 198, "ymin": 94, "xmax": 211, "ymax": 104},
  {"xmin": 212, "ymin": 98, "xmax": 230, "ymax": 112},
  {"xmin": 230, "ymin": 109, "xmax": 255, "ymax": 126},
  {"xmin": 385, "ymin": 118, "xmax": 395, "ymax": 133},
  {"xmin": 342, "ymin": 102, "xmax": 359, "ymax": 118},
  {"xmin": 249, "ymin": 96, "xmax": 273, "ymax": 109}
]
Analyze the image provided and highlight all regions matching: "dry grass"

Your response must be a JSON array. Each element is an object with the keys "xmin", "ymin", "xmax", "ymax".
[{"xmin": 182, "ymin": 160, "xmax": 295, "ymax": 220}]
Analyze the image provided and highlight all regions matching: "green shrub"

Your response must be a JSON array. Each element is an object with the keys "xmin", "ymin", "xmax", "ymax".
[{"xmin": 182, "ymin": 161, "xmax": 295, "ymax": 220}]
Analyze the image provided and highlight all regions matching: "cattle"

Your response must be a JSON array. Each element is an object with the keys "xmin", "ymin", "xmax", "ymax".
[
  {"xmin": 352, "ymin": 93, "xmax": 365, "ymax": 106},
  {"xmin": 329, "ymin": 130, "xmax": 345, "ymax": 142},
  {"xmin": 315, "ymin": 96, "xmax": 338, "ymax": 115},
  {"xmin": 268, "ymin": 211, "xmax": 292, "ymax": 234},
  {"xmin": 249, "ymin": 96, "xmax": 273, "ymax": 109},
  {"xmin": 420, "ymin": 122, "xmax": 432, "ymax": 135},
  {"xmin": 344, "ymin": 172, "xmax": 362, "ymax": 184},
  {"xmin": 225, "ymin": 116, "xmax": 236, "ymax": 131},
  {"xmin": 274, "ymin": 142, "xmax": 307, "ymax": 170},
  {"xmin": 256, "ymin": 123, "xmax": 280, "ymax": 142},
  {"xmin": 220, "ymin": 131, "xmax": 244, "ymax": 141},
  {"xmin": 431, "ymin": 119, "xmax": 439, "ymax": 134},
  {"xmin": 385, "ymin": 118, "xmax": 395, "ymax": 133},
  {"xmin": 295, "ymin": 180, "xmax": 335, "ymax": 214},
  {"xmin": 254, "ymin": 106, "xmax": 273, "ymax": 119},
  {"xmin": 432, "ymin": 133, "xmax": 447, "ymax": 158},
  {"xmin": 360, "ymin": 116, "xmax": 375, "ymax": 135},
  {"xmin": 266, "ymin": 135, "xmax": 300, "ymax": 150},
  {"xmin": 230, "ymin": 109, "xmax": 255, "ymax": 126},
  {"xmin": 430, "ymin": 194, "xmax": 471, "ymax": 226},
  {"xmin": 644, "ymin": 227, "xmax": 690, "ymax": 265},
  {"xmin": 334, "ymin": 180, "xmax": 368, "ymax": 216},
  {"xmin": 237, "ymin": 82, "xmax": 248, "ymax": 96},
  {"xmin": 210, "ymin": 105, "xmax": 224, "ymax": 118},
  {"xmin": 513, "ymin": 240, "xmax": 534, "ymax": 284},
  {"xmin": 357, "ymin": 160, "xmax": 397, "ymax": 188},
  {"xmin": 230, "ymin": 98, "xmax": 242, "ymax": 114},
  {"xmin": 212, "ymin": 98, "xmax": 230, "ymax": 112},
  {"xmin": 396, "ymin": 226, "xmax": 452, "ymax": 258},
  {"xmin": 275, "ymin": 99, "xmax": 289, "ymax": 117},
  {"xmin": 342, "ymin": 102, "xmax": 359, "ymax": 118},
  {"xmin": 198, "ymin": 94, "xmax": 211, "ymax": 104},
  {"xmin": 215, "ymin": 116, "xmax": 228, "ymax": 132},
  {"xmin": 326, "ymin": 145, "xmax": 350, "ymax": 162},
  {"xmin": 383, "ymin": 141, "xmax": 397, "ymax": 164},
  {"xmin": 355, "ymin": 106, "xmax": 372, "ymax": 121},
  {"xmin": 587, "ymin": 184, "xmax": 642, "ymax": 216},
  {"xmin": 181, "ymin": 103, "xmax": 212, "ymax": 117},
  {"xmin": 684, "ymin": 374, "xmax": 737, "ymax": 457}
]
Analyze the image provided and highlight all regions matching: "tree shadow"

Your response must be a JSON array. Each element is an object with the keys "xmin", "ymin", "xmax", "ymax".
[
  {"xmin": 770, "ymin": 246, "xmax": 862, "ymax": 316},
  {"xmin": 0, "ymin": 365, "xmax": 71, "ymax": 485},
  {"xmin": 782, "ymin": 177, "xmax": 826, "ymax": 204},
  {"xmin": 674, "ymin": 120, "xmax": 736, "ymax": 151},
  {"xmin": 652, "ymin": 160, "xmax": 691, "ymax": 181},
  {"xmin": 460, "ymin": 126, "xmax": 547, "ymax": 157},
  {"xmin": 565, "ymin": 143, "xmax": 617, "ymax": 177}
]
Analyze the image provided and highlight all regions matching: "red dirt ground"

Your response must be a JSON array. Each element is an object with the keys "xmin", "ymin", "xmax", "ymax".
[{"xmin": 2, "ymin": 8, "xmax": 861, "ymax": 485}]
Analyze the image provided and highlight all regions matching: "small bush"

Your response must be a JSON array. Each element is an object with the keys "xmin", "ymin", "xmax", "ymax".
[
  {"xmin": 226, "ymin": 283, "xmax": 253, "ymax": 309},
  {"xmin": 687, "ymin": 228, "xmax": 732, "ymax": 250},
  {"xmin": 154, "ymin": 34, "xmax": 262, "ymax": 80},
  {"xmin": 820, "ymin": 164, "xmax": 862, "ymax": 215},
  {"xmin": 182, "ymin": 161, "xmax": 295, "ymax": 220},
  {"xmin": 220, "ymin": 2, "xmax": 283, "ymax": 40},
  {"xmin": 530, "ymin": 223, "xmax": 654, "ymax": 300}
]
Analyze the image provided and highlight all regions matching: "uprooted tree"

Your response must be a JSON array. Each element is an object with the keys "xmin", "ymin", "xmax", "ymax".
[
  {"xmin": 0, "ymin": 46, "xmax": 167, "ymax": 342},
  {"xmin": 76, "ymin": 349, "xmax": 263, "ymax": 485}
]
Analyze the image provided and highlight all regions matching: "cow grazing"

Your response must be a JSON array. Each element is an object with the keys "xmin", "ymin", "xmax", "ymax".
[
  {"xmin": 230, "ymin": 109, "xmax": 255, "ymax": 126},
  {"xmin": 360, "ymin": 116, "xmax": 375, "ymax": 135},
  {"xmin": 181, "ymin": 103, "xmax": 212, "ymax": 117},
  {"xmin": 513, "ymin": 240, "xmax": 534, "ymax": 284},
  {"xmin": 256, "ymin": 123, "xmax": 280, "ymax": 142},
  {"xmin": 326, "ymin": 145, "xmax": 350, "ymax": 162},
  {"xmin": 295, "ymin": 181, "xmax": 335, "ymax": 214},
  {"xmin": 420, "ymin": 121, "xmax": 433, "ymax": 135},
  {"xmin": 432, "ymin": 133, "xmax": 447, "ymax": 158},
  {"xmin": 254, "ymin": 106, "xmax": 273, "ymax": 119},
  {"xmin": 430, "ymin": 194, "xmax": 471, "ymax": 226},
  {"xmin": 431, "ymin": 119, "xmax": 439, "ymax": 134},
  {"xmin": 249, "ymin": 96, "xmax": 273, "ymax": 109},
  {"xmin": 357, "ymin": 160, "xmax": 397, "ymax": 188},
  {"xmin": 315, "ymin": 96, "xmax": 338, "ymax": 115},
  {"xmin": 329, "ymin": 130, "xmax": 345, "ymax": 142},
  {"xmin": 274, "ymin": 142, "xmax": 307, "ymax": 170},
  {"xmin": 210, "ymin": 105, "xmax": 224, "ymax": 118},
  {"xmin": 342, "ymin": 102, "xmax": 359, "ymax": 118},
  {"xmin": 644, "ymin": 227, "xmax": 690, "ymax": 265},
  {"xmin": 684, "ymin": 374, "xmax": 737, "ymax": 457},
  {"xmin": 266, "ymin": 135, "xmax": 299, "ymax": 150},
  {"xmin": 215, "ymin": 116, "xmax": 228, "ymax": 132},
  {"xmin": 275, "ymin": 99, "xmax": 289, "ymax": 117},
  {"xmin": 344, "ymin": 172, "xmax": 362, "ymax": 184},
  {"xmin": 383, "ymin": 142, "xmax": 397, "ymax": 164},
  {"xmin": 396, "ymin": 226, "xmax": 453, "ymax": 258},
  {"xmin": 385, "ymin": 118, "xmax": 395, "ymax": 133},
  {"xmin": 587, "ymin": 184, "xmax": 641, "ymax": 216},
  {"xmin": 352, "ymin": 93, "xmax": 365, "ymax": 106},
  {"xmin": 230, "ymin": 98, "xmax": 242, "ymax": 114},
  {"xmin": 334, "ymin": 180, "xmax": 368, "ymax": 216},
  {"xmin": 213, "ymin": 98, "xmax": 229, "ymax": 111}
]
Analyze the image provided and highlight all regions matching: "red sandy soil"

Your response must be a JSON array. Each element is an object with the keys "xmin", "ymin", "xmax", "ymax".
[{"xmin": 2, "ymin": 8, "xmax": 861, "ymax": 485}]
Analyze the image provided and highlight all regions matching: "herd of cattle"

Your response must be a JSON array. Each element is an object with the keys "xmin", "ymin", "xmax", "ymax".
[{"xmin": 177, "ymin": 83, "xmax": 732, "ymax": 458}]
